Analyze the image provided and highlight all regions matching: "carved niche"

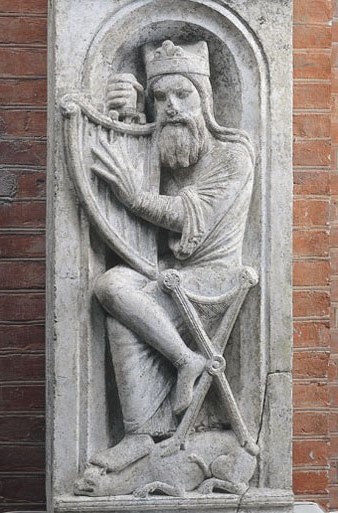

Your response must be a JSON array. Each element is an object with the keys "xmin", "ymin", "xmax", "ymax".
[{"xmin": 48, "ymin": 2, "xmax": 293, "ymax": 513}]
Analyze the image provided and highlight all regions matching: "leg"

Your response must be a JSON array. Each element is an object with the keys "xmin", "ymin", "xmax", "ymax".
[
  {"xmin": 95, "ymin": 266, "xmax": 205, "ymax": 414},
  {"xmin": 107, "ymin": 317, "xmax": 175, "ymax": 433},
  {"xmin": 197, "ymin": 478, "xmax": 248, "ymax": 495}
]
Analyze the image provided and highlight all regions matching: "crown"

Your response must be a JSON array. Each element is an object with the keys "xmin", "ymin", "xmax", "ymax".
[{"xmin": 143, "ymin": 40, "xmax": 210, "ymax": 80}]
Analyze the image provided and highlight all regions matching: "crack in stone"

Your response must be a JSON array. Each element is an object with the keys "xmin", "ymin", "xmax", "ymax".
[{"xmin": 236, "ymin": 486, "xmax": 249, "ymax": 513}]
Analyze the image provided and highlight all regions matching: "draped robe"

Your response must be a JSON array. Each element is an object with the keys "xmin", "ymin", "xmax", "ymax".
[{"xmin": 107, "ymin": 135, "xmax": 254, "ymax": 436}]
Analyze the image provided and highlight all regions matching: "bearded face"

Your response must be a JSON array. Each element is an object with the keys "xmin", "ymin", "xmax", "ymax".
[
  {"xmin": 152, "ymin": 75, "xmax": 208, "ymax": 169},
  {"xmin": 157, "ymin": 113, "xmax": 207, "ymax": 169}
]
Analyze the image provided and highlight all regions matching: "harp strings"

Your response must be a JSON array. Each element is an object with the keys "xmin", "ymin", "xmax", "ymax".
[{"xmin": 84, "ymin": 118, "xmax": 158, "ymax": 264}]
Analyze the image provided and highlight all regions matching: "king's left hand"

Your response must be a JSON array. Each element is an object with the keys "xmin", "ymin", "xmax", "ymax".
[{"xmin": 91, "ymin": 136, "xmax": 143, "ymax": 209}]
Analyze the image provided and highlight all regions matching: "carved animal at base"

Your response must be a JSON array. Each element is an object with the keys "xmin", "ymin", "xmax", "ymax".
[{"xmin": 74, "ymin": 430, "xmax": 257, "ymax": 497}]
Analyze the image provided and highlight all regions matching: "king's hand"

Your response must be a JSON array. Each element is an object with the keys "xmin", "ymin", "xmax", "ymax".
[
  {"xmin": 91, "ymin": 136, "xmax": 143, "ymax": 209},
  {"xmin": 107, "ymin": 73, "xmax": 145, "ymax": 124}
]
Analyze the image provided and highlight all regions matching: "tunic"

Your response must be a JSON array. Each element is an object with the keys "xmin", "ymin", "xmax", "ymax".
[{"xmin": 108, "ymin": 136, "xmax": 254, "ymax": 435}]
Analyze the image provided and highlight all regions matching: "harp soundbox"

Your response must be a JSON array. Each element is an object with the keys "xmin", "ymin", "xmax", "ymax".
[{"xmin": 61, "ymin": 95, "xmax": 159, "ymax": 279}]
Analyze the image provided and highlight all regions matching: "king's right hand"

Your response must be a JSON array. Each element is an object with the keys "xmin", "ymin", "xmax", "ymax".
[{"xmin": 107, "ymin": 73, "xmax": 145, "ymax": 123}]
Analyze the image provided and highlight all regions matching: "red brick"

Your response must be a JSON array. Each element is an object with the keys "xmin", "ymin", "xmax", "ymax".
[
  {"xmin": 0, "ymin": 170, "xmax": 46, "ymax": 200},
  {"xmin": 0, "ymin": 48, "xmax": 46, "ymax": 77},
  {"xmin": 0, "ymin": 234, "xmax": 45, "ymax": 259},
  {"xmin": 332, "ymin": 119, "xmax": 338, "ymax": 145},
  {"xmin": 293, "ymin": 51, "xmax": 331, "ymax": 80},
  {"xmin": 0, "ymin": 415, "xmax": 44, "ymax": 442},
  {"xmin": 293, "ymin": 24, "xmax": 331, "ymax": 49},
  {"xmin": 329, "ymin": 384, "xmax": 338, "ymax": 407},
  {"xmin": 18, "ymin": 171, "xmax": 46, "ymax": 198},
  {"xmin": 330, "ymin": 197, "xmax": 338, "ymax": 222},
  {"xmin": 0, "ymin": 110, "xmax": 47, "ymax": 137},
  {"xmin": 294, "ymin": 0, "xmax": 333, "ymax": 24},
  {"xmin": 0, "ymin": 445, "xmax": 45, "ymax": 472},
  {"xmin": 0, "ymin": 16, "xmax": 47, "ymax": 45},
  {"xmin": 0, "ymin": 261, "xmax": 45, "ymax": 289},
  {"xmin": 331, "ymin": 249, "xmax": 338, "ymax": 274},
  {"xmin": 293, "ymin": 113, "xmax": 330, "ymax": 139},
  {"xmin": 0, "ymin": 475, "xmax": 45, "ymax": 502},
  {"xmin": 0, "ymin": 292, "xmax": 45, "ymax": 322},
  {"xmin": 293, "ymin": 170, "xmax": 330, "ymax": 195},
  {"xmin": 328, "ymin": 357, "xmax": 338, "ymax": 381},
  {"xmin": 293, "ymin": 230, "xmax": 329, "ymax": 257},
  {"xmin": 0, "ymin": 202, "xmax": 46, "ymax": 229},
  {"xmin": 334, "ymin": 20, "xmax": 338, "ymax": 42},
  {"xmin": 333, "ymin": 68, "xmax": 338, "ymax": 94},
  {"xmin": 293, "ymin": 83, "xmax": 331, "ymax": 110},
  {"xmin": 330, "ymin": 173, "xmax": 338, "ymax": 194},
  {"xmin": 333, "ymin": 44, "xmax": 338, "ymax": 69},
  {"xmin": 294, "ymin": 200, "xmax": 329, "ymax": 227},
  {"xmin": 293, "ymin": 351, "xmax": 330, "ymax": 379},
  {"xmin": 0, "ymin": 325, "xmax": 44, "ymax": 352},
  {"xmin": 331, "ymin": 146, "xmax": 337, "ymax": 172},
  {"xmin": 0, "ymin": 140, "xmax": 46, "ymax": 166},
  {"xmin": 0, "ymin": 78, "xmax": 47, "ymax": 106},
  {"xmin": 294, "ymin": 411, "xmax": 328, "ymax": 436},
  {"xmin": 294, "ymin": 382, "xmax": 329, "ymax": 408},
  {"xmin": 293, "ymin": 439, "xmax": 329, "ymax": 466},
  {"xmin": 0, "ymin": 384, "xmax": 44, "ymax": 412},
  {"xmin": 0, "ymin": 0, "xmax": 47, "ymax": 14},
  {"xmin": 332, "ymin": 330, "xmax": 338, "ymax": 353},
  {"xmin": 330, "ymin": 485, "xmax": 338, "ymax": 509},
  {"xmin": 332, "ymin": 279, "xmax": 338, "ymax": 301},
  {"xmin": 329, "ymin": 461, "xmax": 337, "ymax": 483},
  {"xmin": 293, "ymin": 260, "xmax": 330, "ymax": 286},
  {"xmin": 293, "ymin": 290, "xmax": 330, "ymax": 318},
  {"xmin": 293, "ymin": 469, "xmax": 329, "ymax": 494},
  {"xmin": 329, "ymin": 434, "xmax": 338, "ymax": 458},
  {"xmin": 0, "ymin": 354, "xmax": 45, "ymax": 382},
  {"xmin": 333, "ymin": 95, "xmax": 338, "ymax": 115},
  {"xmin": 294, "ymin": 141, "xmax": 331, "ymax": 167},
  {"xmin": 293, "ymin": 321, "xmax": 330, "ymax": 348}
]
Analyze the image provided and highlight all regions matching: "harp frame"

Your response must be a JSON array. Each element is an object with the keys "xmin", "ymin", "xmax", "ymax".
[{"xmin": 61, "ymin": 94, "xmax": 158, "ymax": 279}]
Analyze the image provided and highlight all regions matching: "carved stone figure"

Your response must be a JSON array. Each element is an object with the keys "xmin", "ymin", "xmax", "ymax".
[
  {"xmin": 62, "ymin": 39, "xmax": 259, "ymax": 497},
  {"xmin": 74, "ymin": 431, "xmax": 256, "ymax": 498}
]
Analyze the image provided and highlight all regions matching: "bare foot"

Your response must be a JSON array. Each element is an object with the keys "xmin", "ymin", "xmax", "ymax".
[{"xmin": 173, "ymin": 354, "xmax": 205, "ymax": 415}]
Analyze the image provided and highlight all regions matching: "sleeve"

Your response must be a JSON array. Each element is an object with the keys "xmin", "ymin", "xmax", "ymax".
[{"xmin": 169, "ymin": 144, "xmax": 253, "ymax": 260}]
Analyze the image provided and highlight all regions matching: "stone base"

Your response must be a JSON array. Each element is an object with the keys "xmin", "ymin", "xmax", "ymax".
[{"xmin": 55, "ymin": 489, "xmax": 293, "ymax": 513}]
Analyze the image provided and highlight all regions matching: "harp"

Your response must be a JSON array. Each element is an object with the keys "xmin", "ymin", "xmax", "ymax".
[{"xmin": 61, "ymin": 95, "xmax": 159, "ymax": 279}]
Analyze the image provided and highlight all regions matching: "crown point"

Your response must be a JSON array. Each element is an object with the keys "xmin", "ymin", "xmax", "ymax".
[{"xmin": 144, "ymin": 40, "xmax": 210, "ymax": 80}]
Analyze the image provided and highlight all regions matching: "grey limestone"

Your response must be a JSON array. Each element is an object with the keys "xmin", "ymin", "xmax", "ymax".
[{"xmin": 47, "ymin": 1, "xmax": 293, "ymax": 512}]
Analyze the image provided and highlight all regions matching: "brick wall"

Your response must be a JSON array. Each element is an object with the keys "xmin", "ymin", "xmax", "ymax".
[
  {"xmin": 0, "ymin": 1, "xmax": 47, "ymax": 511},
  {"xmin": 293, "ymin": 0, "xmax": 333, "ymax": 510},
  {"xmin": 293, "ymin": 0, "xmax": 338, "ymax": 510},
  {"xmin": 1, "ymin": 1, "xmax": 338, "ymax": 512}
]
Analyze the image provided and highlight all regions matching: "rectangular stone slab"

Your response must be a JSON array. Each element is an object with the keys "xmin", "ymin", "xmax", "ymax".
[
  {"xmin": 55, "ymin": 489, "xmax": 294, "ymax": 513},
  {"xmin": 47, "ymin": 0, "xmax": 293, "ymax": 511}
]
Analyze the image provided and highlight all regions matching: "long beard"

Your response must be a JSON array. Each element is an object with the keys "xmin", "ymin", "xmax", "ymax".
[{"xmin": 157, "ymin": 113, "xmax": 206, "ymax": 169}]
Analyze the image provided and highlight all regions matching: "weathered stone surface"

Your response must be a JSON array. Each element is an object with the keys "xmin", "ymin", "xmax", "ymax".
[{"xmin": 47, "ymin": 1, "xmax": 293, "ymax": 512}]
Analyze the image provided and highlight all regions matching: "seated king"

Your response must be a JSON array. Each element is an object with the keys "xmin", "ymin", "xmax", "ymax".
[{"xmin": 91, "ymin": 39, "xmax": 255, "ymax": 466}]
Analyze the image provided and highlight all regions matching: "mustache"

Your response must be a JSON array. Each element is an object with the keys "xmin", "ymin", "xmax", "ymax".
[{"xmin": 159, "ymin": 113, "xmax": 193, "ymax": 127}]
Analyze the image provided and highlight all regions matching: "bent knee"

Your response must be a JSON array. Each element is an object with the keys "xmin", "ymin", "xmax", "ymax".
[
  {"xmin": 94, "ymin": 269, "xmax": 125, "ymax": 307},
  {"xmin": 94, "ymin": 266, "xmax": 146, "ymax": 310}
]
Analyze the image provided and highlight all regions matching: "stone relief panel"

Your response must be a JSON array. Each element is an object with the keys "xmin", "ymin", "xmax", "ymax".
[
  {"xmin": 62, "ymin": 36, "xmax": 259, "ymax": 497},
  {"xmin": 48, "ymin": 1, "xmax": 292, "ymax": 511}
]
